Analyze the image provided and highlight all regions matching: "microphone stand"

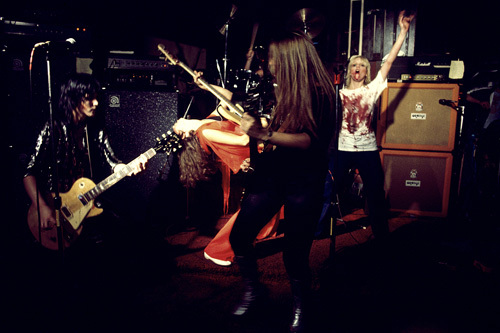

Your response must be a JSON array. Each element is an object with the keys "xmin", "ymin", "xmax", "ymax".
[
  {"xmin": 44, "ymin": 46, "xmax": 65, "ymax": 260},
  {"xmin": 448, "ymin": 101, "xmax": 466, "ymax": 213},
  {"xmin": 328, "ymin": 69, "xmax": 345, "ymax": 260}
]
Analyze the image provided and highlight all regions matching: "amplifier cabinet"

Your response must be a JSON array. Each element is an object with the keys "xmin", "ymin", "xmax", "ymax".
[
  {"xmin": 101, "ymin": 90, "xmax": 181, "ymax": 224},
  {"xmin": 381, "ymin": 149, "xmax": 453, "ymax": 217},
  {"xmin": 377, "ymin": 83, "xmax": 460, "ymax": 151}
]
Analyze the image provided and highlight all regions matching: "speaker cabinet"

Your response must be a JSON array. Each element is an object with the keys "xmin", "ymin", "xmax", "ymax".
[
  {"xmin": 101, "ymin": 90, "xmax": 182, "ymax": 224},
  {"xmin": 377, "ymin": 83, "xmax": 460, "ymax": 151},
  {"xmin": 381, "ymin": 149, "xmax": 453, "ymax": 217}
]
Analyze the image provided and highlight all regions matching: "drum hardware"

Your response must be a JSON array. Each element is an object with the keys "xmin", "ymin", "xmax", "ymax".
[{"xmin": 286, "ymin": 8, "xmax": 326, "ymax": 39}]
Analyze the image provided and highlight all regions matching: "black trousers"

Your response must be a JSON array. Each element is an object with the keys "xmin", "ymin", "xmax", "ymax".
[
  {"xmin": 334, "ymin": 150, "xmax": 389, "ymax": 238},
  {"xmin": 229, "ymin": 167, "xmax": 324, "ymax": 281}
]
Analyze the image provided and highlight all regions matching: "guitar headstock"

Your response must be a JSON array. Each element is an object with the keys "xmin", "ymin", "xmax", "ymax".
[
  {"xmin": 157, "ymin": 44, "xmax": 178, "ymax": 66},
  {"xmin": 155, "ymin": 131, "xmax": 183, "ymax": 155}
]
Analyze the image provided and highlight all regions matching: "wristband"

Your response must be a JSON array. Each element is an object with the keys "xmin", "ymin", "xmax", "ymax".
[{"xmin": 263, "ymin": 130, "xmax": 273, "ymax": 145}]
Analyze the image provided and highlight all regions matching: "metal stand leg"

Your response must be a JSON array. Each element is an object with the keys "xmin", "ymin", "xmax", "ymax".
[{"xmin": 329, "ymin": 193, "xmax": 344, "ymax": 260}]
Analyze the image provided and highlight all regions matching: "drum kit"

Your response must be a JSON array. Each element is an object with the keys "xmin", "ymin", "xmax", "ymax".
[{"xmin": 218, "ymin": 7, "xmax": 326, "ymax": 117}]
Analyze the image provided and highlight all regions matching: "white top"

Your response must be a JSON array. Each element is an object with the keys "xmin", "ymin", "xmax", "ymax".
[{"xmin": 338, "ymin": 71, "xmax": 387, "ymax": 152}]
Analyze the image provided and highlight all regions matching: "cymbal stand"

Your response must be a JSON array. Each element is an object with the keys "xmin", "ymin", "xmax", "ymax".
[
  {"xmin": 222, "ymin": 21, "xmax": 229, "ymax": 88},
  {"xmin": 218, "ymin": 4, "xmax": 237, "ymax": 88}
]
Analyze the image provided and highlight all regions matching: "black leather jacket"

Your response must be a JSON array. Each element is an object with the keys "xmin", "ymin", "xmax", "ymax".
[{"xmin": 24, "ymin": 120, "xmax": 122, "ymax": 194}]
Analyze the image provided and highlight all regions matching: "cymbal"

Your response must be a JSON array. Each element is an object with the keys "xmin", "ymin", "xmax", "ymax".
[{"xmin": 286, "ymin": 8, "xmax": 325, "ymax": 38}]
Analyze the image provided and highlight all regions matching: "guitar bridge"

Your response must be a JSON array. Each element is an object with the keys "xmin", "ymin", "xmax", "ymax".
[{"xmin": 61, "ymin": 206, "xmax": 72, "ymax": 218}]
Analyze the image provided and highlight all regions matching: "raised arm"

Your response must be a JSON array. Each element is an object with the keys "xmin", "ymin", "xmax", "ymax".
[{"xmin": 379, "ymin": 11, "xmax": 415, "ymax": 80}]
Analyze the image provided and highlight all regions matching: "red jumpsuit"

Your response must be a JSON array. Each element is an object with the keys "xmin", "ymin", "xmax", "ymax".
[{"xmin": 196, "ymin": 120, "xmax": 281, "ymax": 265}]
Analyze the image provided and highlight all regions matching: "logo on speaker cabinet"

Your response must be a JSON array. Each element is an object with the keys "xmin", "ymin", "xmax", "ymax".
[
  {"xmin": 405, "ymin": 180, "xmax": 421, "ymax": 187},
  {"xmin": 12, "ymin": 58, "xmax": 24, "ymax": 71},
  {"xmin": 415, "ymin": 102, "xmax": 424, "ymax": 111},
  {"xmin": 409, "ymin": 169, "xmax": 418, "ymax": 179},
  {"xmin": 406, "ymin": 169, "xmax": 420, "ymax": 187},
  {"xmin": 411, "ymin": 113, "xmax": 427, "ymax": 120},
  {"xmin": 109, "ymin": 95, "xmax": 121, "ymax": 108}
]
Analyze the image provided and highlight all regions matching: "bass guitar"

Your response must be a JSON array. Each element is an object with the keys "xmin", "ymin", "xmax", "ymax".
[
  {"xmin": 158, "ymin": 44, "xmax": 245, "ymax": 125},
  {"xmin": 158, "ymin": 44, "xmax": 259, "ymax": 169},
  {"xmin": 27, "ymin": 131, "xmax": 182, "ymax": 250}
]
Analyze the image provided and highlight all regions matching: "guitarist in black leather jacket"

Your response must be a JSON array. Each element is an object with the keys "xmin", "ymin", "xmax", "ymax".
[{"xmin": 23, "ymin": 73, "xmax": 147, "ymax": 246}]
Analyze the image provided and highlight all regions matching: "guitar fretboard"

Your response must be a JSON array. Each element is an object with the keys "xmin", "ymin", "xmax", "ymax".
[{"xmin": 82, "ymin": 148, "xmax": 156, "ymax": 202}]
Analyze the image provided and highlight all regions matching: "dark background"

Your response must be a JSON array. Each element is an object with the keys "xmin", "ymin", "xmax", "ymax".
[
  {"xmin": 2, "ymin": 3, "xmax": 500, "ymax": 332},
  {"xmin": 2, "ymin": 0, "xmax": 498, "ymax": 68},
  {"xmin": 2, "ymin": 0, "xmax": 498, "ymax": 228}
]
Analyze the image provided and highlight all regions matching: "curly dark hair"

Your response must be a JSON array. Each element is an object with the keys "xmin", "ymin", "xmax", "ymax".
[{"xmin": 177, "ymin": 131, "xmax": 217, "ymax": 188}]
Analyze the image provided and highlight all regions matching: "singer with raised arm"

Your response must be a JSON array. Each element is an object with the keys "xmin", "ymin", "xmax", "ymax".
[
  {"xmin": 23, "ymin": 73, "xmax": 147, "ymax": 251},
  {"xmin": 332, "ymin": 10, "xmax": 414, "ymax": 245}
]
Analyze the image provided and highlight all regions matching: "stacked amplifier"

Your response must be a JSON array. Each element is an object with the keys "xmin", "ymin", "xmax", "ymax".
[{"xmin": 377, "ymin": 83, "xmax": 460, "ymax": 217}]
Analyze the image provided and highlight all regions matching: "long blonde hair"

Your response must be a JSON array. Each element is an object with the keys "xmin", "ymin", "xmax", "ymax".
[{"xmin": 268, "ymin": 31, "xmax": 336, "ymax": 139}]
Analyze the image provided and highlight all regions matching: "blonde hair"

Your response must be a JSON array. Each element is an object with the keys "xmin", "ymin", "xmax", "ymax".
[{"xmin": 345, "ymin": 55, "xmax": 371, "ymax": 88}]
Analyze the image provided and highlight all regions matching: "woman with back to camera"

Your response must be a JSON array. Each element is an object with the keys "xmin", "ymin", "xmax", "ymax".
[{"xmin": 228, "ymin": 30, "xmax": 336, "ymax": 332}]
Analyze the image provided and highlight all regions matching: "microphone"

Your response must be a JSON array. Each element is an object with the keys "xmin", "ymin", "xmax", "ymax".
[
  {"xmin": 34, "ymin": 38, "xmax": 76, "ymax": 48},
  {"xmin": 439, "ymin": 99, "xmax": 457, "ymax": 107}
]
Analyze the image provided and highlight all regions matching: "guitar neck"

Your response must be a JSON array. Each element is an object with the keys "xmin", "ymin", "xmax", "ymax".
[
  {"xmin": 179, "ymin": 62, "xmax": 243, "ymax": 118},
  {"xmin": 83, "ymin": 148, "xmax": 156, "ymax": 201},
  {"xmin": 158, "ymin": 46, "xmax": 242, "ymax": 120}
]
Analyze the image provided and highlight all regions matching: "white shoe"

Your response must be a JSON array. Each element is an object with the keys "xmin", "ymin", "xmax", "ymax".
[{"xmin": 204, "ymin": 251, "xmax": 232, "ymax": 266}]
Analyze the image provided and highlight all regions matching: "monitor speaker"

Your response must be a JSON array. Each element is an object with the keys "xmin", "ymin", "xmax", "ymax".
[
  {"xmin": 377, "ymin": 83, "xmax": 460, "ymax": 151},
  {"xmin": 381, "ymin": 149, "xmax": 453, "ymax": 217}
]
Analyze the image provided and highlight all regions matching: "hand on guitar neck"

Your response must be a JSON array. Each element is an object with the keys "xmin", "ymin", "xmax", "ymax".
[{"xmin": 113, "ymin": 153, "xmax": 148, "ymax": 176}]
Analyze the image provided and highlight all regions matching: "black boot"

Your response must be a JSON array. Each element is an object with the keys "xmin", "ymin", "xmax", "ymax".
[
  {"xmin": 232, "ymin": 255, "xmax": 264, "ymax": 316},
  {"xmin": 289, "ymin": 278, "xmax": 309, "ymax": 332}
]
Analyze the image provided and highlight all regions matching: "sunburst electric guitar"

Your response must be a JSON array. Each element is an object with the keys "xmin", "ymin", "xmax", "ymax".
[{"xmin": 27, "ymin": 132, "xmax": 182, "ymax": 250}]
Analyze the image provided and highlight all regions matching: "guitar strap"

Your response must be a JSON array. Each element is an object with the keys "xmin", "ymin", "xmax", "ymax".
[
  {"xmin": 85, "ymin": 125, "xmax": 94, "ymax": 179},
  {"xmin": 216, "ymin": 103, "xmax": 227, "ymax": 120}
]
